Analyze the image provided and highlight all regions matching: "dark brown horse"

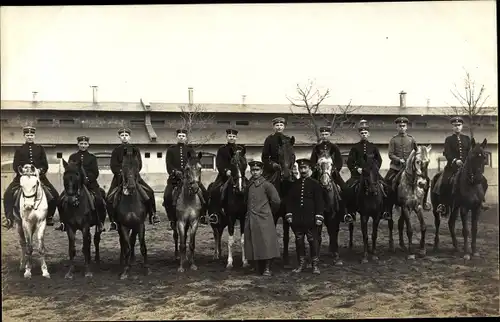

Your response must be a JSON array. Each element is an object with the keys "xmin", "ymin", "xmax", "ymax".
[
  {"xmin": 431, "ymin": 138, "xmax": 488, "ymax": 260},
  {"xmin": 264, "ymin": 135, "xmax": 296, "ymax": 266},
  {"xmin": 209, "ymin": 146, "xmax": 249, "ymax": 269}
]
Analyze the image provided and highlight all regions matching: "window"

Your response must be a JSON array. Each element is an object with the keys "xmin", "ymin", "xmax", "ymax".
[
  {"xmin": 484, "ymin": 151, "xmax": 492, "ymax": 167},
  {"xmin": 157, "ymin": 152, "xmax": 163, "ymax": 158},
  {"xmin": 1, "ymin": 119, "xmax": 8, "ymax": 125},
  {"xmin": 96, "ymin": 154, "xmax": 112, "ymax": 170},
  {"xmin": 236, "ymin": 120, "xmax": 249, "ymax": 126},
  {"xmin": 414, "ymin": 122, "xmax": 428, "ymax": 128},
  {"xmin": 130, "ymin": 119, "xmax": 145, "ymax": 127},
  {"xmin": 217, "ymin": 120, "xmax": 231, "ymax": 125},
  {"xmin": 56, "ymin": 152, "xmax": 62, "ymax": 159},
  {"xmin": 1, "ymin": 162, "xmax": 14, "ymax": 173},
  {"xmin": 200, "ymin": 152, "xmax": 216, "ymax": 170},
  {"xmin": 145, "ymin": 152, "xmax": 150, "ymax": 158},
  {"xmin": 291, "ymin": 121, "xmax": 303, "ymax": 126},
  {"xmin": 59, "ymin": 119, "xmax": 75, "ymax": 125},
  {"xmin": 482, "ymin": 123, "xmax": 496, "ymax": 128},
  {"xmin": 437, "ymin": 156, "xmax": 447, "ymax": 171},
  {"xmin": 341, "ymin": 151, "xmax": 349, "ymax": 166},
  {"xmin": 151, "ymin": 120, "xmax": 165, "ymax": 127},
  {"xmin": 37, "ymin": 118, "xmax": 53, "ymax": 125},
  {"xmin": 341, "ymin": 122, "xmax": 356, "ymax": 129}
]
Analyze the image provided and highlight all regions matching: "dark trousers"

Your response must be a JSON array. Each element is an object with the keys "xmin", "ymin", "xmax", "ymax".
[
  {"xmin": 3, "ymin": 174, "xmax": 59, "ymax": 220},
  {"xmin": 291, "ymin": 225, "xmax": 319, "ymax": 259},
  {"xmin": 384, "ymin": 168, "xmax": 400, "ymax": 185}
]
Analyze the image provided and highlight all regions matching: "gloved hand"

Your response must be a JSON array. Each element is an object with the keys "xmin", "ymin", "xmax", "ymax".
[
  {"xmin": 315, "ymin": 214, "xmax": 324, "ymax": 226},
  {"xmin": 357, "ymin": 168, "xmax": 362, "ymax": 174},
  {"xmin": 272, "ymin": 162, "xmax": 282, "ymax": 171},
  {"xmin": 400, "ymin": 159, "xmax": 406, "ymax": 165},
  {"xmin": 226, "ymin": 169, "xmax": 232, "ymax": 176},
  {"xmin": 285, "ymin": 213, "xmax": 293, "ymax": 223},
  {"xmin": 456, "ymin": 160, "xmax": 464, "ymax": 167}
]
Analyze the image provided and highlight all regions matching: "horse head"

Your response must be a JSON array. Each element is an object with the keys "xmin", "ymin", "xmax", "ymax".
[
  {"xmin": 406, "ymin": 145, "xmax": 432, "ymax": 189},
  {"xmin": 229, "ymin": 145, "xmax": 248, "ymax": 193},
  {"xmin": 465, "ymin": 138, "xmax": 487, "ymax": 185},
  {"xmin": 315, "ymin": 142, "xmax": 336, "ymax": 189},
  {"xmin": 184, "ymin": 151, "xmax": 203, "ymax": 195},
  {"xmin": 361, "ymin": 154, "xmax": 381, "ymax": 196},
  {"xmin": 18, "ymin": 164, "xmax": 41, "ymax": 210},
  {"xmin": 62, "ymin": 159, "xmax": 83, "ymax": 206},
  {"xmin": 122, "ymin": 147, "xmax": 140, "ymax": 195},
  {"xmin": 277, "ymin": 135, "xmax": 296, "ymax": 182}
]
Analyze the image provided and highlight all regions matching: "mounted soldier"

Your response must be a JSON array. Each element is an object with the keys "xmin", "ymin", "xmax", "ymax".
[
  {"xmin": 105, "ymin": 128, "xmax": 160, "ymax": 231},
  {"xmin": 56, "ymin": 135, "xmax": 106, "ymax": 232},
  {"xmin": 344, "ymin": 123, "xmax": 384, "ymax": 221},
  {"xmin": 310, "ymin": 126, "xmax": 345, "ymax": 189},
  {"xmin": 164, "ymin": 129, "xmax": 209, "ymax": 224},
  {"xmin": 284, "ymin": 158, "xmax": 325, "ymax": 275},
  {"xmin": 261, "ymin": 117, "xmax": 293, "ymax": 176},
  {"xmin": 3, "ymin": 126, "xmax": 59, "ymax": 229},
  {"xmin": 208, "ymin": 128, "xmax": 246, "ymax": 213},
  {"xmin": 435, "ymin": 116, "xmax": 489, "ymax": 213}
]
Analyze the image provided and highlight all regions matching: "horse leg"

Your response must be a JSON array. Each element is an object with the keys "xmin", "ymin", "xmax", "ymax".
[
  {"xmin": 388, "ymin": 216, "xmax": 395, "ymax": 252},
  {"xmin": 188, "ymin": 219, "xmax": 199, "ymax": 271},
  {"xmin": 448, "ymin": 206, "xmax": 459, "ymax": 252},
  {"xmin": 403, "ymin": 207, "xmax": 415, "ymax": 260},
  {"xmin": 65, "ymin": 226, "xmax": 77, "ymax": 279},
  {"xmin": 226, "ymin": 218, "xmax": 235, "ymax": 270},
  {"xmin": 416, "ymin": 206, "xmax": 427, "ymax": 258},
  {"xmin": 360, "ymin": 215, "xmax": 369, "ymax": 263},
  {"xmin": 82, "ymin": 225, "xmax": 93, "ymax": 278},
  {"xmin": 471, "ymin": 207, "xmax": 480, "ymax": 257},
  {"xmin": 398, "ymin": 213, "xmax": 406, "ymax": 251},
  {"xmin": 460, "ymin": 207, "xmax": 470, "ymax": 260},
  {"xmin": 172, "ymin": 220, "xmax": 179, "ymax": 261},
  {"xmin": 331, "ymin": 215, "xmax": 343, "ymax": 266},
  {"xmin": 240, "ymin": 219, "xmax": 249, "ymax": 268},
  {"xmin": 177, "ymin": 220, "xmax": 187, "ymax": 272},
  {"xmin": 218, "ymin": 226, "xmax": 224, "ymax": 261},
  {"xmin": 22, "ymin": 221, "xmax": 34, "ymax": 279},
  {"xmin": 36, "ymin": 220, "xmax": 50, "ymax": 278},
  {"xmin": 433, "ymin": 207, "xmax": 441, "ymax": 251},
  {"xmin": 118, "ymin": 225, "xmax": 131, "ymax": 279},
  {"xmin": 211, "ymin": 224, "xmax": 221, "ymax": 260},
  {"xmin": 138, "ymin": 223, "xmax": 150, "ymax": 275},
  {"xmin": 371, "ymin": 214, "xmax": 380, "ymax": 261},
  {"xmin": 129, "ymin": 230, "xmax": 137, "ymax": 264},
  {"xmin": 348, "ymin": 222, "xmax": 354, "ymax": 250},
  {"xmin": 316, "ymin": 224, "xmax": 323, "ymax": 261},
  {"xmin": 94, "ymin": 225, "xmax": 102, "ymax": 264},
  {"xmin": 17, "ymin": 224, "xmax": 27, "ymax": 275},
  {"xmin": 282, "ymin": 218, "xmax": 290, "ymax": 266}
]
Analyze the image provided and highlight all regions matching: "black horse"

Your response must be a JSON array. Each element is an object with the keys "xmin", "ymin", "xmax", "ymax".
[
  {"xmin": 263, "ymin": 135, "xmax": 296, "ymax": 266},
  {"xmin": 114, "ymin": 147, "xmax": 150, "ymax": 279},
  {"xmin": 58, "ymin": 159, "xmax": 106, "ymax": 279},
  {"xmin": 431, "ymin": 138, "xmax": 489, "ymax": 260},
  {"xmin": 208, "ymin": 146, "xmax": 249, "ymax": 269}
]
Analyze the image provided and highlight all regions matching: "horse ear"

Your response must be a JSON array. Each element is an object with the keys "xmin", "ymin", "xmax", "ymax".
[
  {"xmin": 426, "ymin": 144, "xmax": 432, "ymax": 152},
  {"xmin": 17, "ymin": 165, "xmax": 23, "ymax": 174},
  {"xmin": 62, "ymin": 159, "xmax": 69, "ymax": 169},
  {"xmin": 240, "ymin": 145, "xmax": 246, "ymax": 156},
  {"xmin": 471, "ymin": 137, "xmax": 476, "ymax": 147},
  {"xmin": 481, "ymin": 138, "xmax": 487, "ymax": 148},
  {"xmin": 197, "ymin": 151, "xmax": 203, "ymax": 160},
  {"xmin": 290, "ymin": 136, "xmax": 295, "ymax": 145}
]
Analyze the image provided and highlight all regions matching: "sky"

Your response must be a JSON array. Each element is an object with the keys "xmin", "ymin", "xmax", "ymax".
[{"xmin": 1, "ymin": 2, "xmax": 497, "ymax": 107}]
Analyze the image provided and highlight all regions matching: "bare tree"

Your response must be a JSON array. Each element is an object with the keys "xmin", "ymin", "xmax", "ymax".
[
  {"xmin": 446, "ymin": 69, "xmax": 496, "ymax": 138},
  {"xmin": 178, "ymin": 103, "xmax": 218, "ymax": 148},
  {"xmin": 286, "ymin": 80, "xmax": 360, "ymax": 142}
]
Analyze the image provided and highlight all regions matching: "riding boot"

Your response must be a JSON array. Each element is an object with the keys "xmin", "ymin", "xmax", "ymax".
[
  {"xmin": 172, "ymin": 186, "xmax": 180, "ymax": 208},
  {"xmin": 312, "ymin": 256, "xmax": 320, "ymax": 275},
  {"xmin": 3, "ymin": 190, "xmax": 15, "ymax": 229},
  {"xmin": 108, "ymin": 210, "xmax": 117, "ymax": 231},
  {"xmin": 262, "ymin": 259, "xmax": 272, "ymax": 276},
  {"xmin": 293, "ymin": 256, "xmax": 307, "ymax": 273},
  {"xmin": 46, "ymin": 200, "xmax": 57, "ymax": 226}
]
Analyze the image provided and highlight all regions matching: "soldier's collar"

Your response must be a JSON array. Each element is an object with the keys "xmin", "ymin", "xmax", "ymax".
[
  {"xmin": 251, "ymin": 176, "xmax": 265, "ymax": 187},
  {"xmin": 398, "ymin": 133, "xmax": 408, "ymax": 136}
]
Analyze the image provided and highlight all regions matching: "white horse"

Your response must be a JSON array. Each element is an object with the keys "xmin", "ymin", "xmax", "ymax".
[{"xmin": 14, "ymin": 164, "xmax": 50, "ymax": 279}]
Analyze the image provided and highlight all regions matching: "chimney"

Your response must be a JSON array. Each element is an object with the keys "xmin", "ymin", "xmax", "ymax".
[
  {"xmin": 90, "ymin": 85, "xmax": 98, "ymax": 104},
  {"xmin": 241, "ymin": 94, "xmax": 246, "ymax": 106},
  {"xmin": 426, "ymin": 98, "xmax": 430, "ymax": 107},
  {"xmin": 32, "ymin": 91, "xmax": 38, "ymax": 103},
  {"xmin": 188, "ymin": 87, "xmax": 193, "ymax": 106},
  {"xmin": 399, "ymin": 91, "xmax": 407, "ymax": 108}
]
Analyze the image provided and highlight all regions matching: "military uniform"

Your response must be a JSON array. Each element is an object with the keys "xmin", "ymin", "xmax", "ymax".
[
  {"xmin": 385, "ymin": 117, "xmax": 417, "ymax": 185},
  {"xmin": 310, "ymin": 132, "xmax": 345, "ymax": 189},
  {"xmin": 284, "ymin": 159, "xmax": 325, "ymax": 274},
  {"xmin": 106, "ymin": 128, "xmax": 157, "ymax": 227},
  {"xmin": 2, "ymin": 126, "xmax": 59, "ymax": 226},
  {"xmin": 261, "ymin": 117, "xmax": 292, "ymax": 175},
  {"xmin": 67, "ymin": 136, "xmax": 102, "ymax": 197}
]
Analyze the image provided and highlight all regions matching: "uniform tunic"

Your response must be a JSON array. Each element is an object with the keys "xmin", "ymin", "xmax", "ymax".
[
  {"xmin": 442, "ymin": 133, "xmax": 471, "ymax": 183},
  {"xmin": 310, "ymin": 141, "xmax": 343, "ymax": 172},
  {"xmin": 244, "ymin": 176, "xmax": 281, "ymax": 261},
  {"xmin": 166, "ymin": 143, "xmax": 196, "ymax": 183},
  {"xmin": 261, "ymin": 132, "xmax": 292, "ymax": 165},
  {"xmin": 388, "ymin": 133, "xmax": 416, "ymax": 171},
  {"xmin": 346, "ymin": 140, "xmax": 383, "ymax": 178},
  {"xmin": 68, "ymin": 150, "xmax": 101, "ymax": 193},
  {"xmin": 285, "ymin": 177, "xmax": 325, "ymax": 229},
  {"xmin": 215, "ymin": 143, "xmax": 245, "ymax": 182}
]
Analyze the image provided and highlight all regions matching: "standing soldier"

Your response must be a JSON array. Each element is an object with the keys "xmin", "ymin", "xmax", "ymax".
[
  {"xmin": 244, "ymin": 160, "xmax": 281, "ymax": 277},
  {"xmin": 164, "ymin": 129, "xmax": 209, "ymax": 224},
  {"xmin": 344, "ymin": 123, "xmax": 384, "ymax": 221},
  {"xmin": 56, "ymin": 135, "xmax": 106, "ymax": 232},
  {"xmin": 106, "ymin": 128, "xmax": 159, "ymax": 231},
  {"xmin": 310, "ymin": 126, "xmax": 345, "ymax": 189},
  {"xmin": 261, "ymin": 117, "xmax": 292, "ymax": 174},
  {"xmin": 3, "ymin": 126, "xmax": 59, "ymax": 229},
  {"xmin": 284, "ymin": 159, "xmax": 325, "ymax": 275},
  {"xmin": 436, "ymin": 116, "xmax": 489, "ymax": 213}
]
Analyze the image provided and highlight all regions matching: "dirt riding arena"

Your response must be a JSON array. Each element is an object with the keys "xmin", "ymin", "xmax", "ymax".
[{"xmin": 2, "ymin": 206, "xmax": 499, "ymax": 320}]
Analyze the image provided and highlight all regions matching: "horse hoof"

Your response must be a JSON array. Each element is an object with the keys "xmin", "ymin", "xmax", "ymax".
[
  {"xmin": 85, "ymin": 272, "xmax": 93, "ymax": 278},
  {"xmin": 213, "ymin": 254, "xmax": 220, "ymax": 260},
  {"xmin": 419, "ymin": 249, "xmax": 427, "ymax": 257},
  {"xmin": 42, "ymin": 272, "xmax": 51, "ymax": 279},
  {"xmin": 361, "ymin": 258, "xmax": 369, "ymax": 264},
  {"xmin": 226, "ymin": 264, "xmax": 233, "ymax": 270},
  {"xmin": 407, "ymin": 254, "xmax": 416, "ymax": 260},
  {"xmin": 472, "ymin": 252, "xmax": 480, "ymax": 258},
  {"xmin": 242, "ymin": 262, "xmax": 250, "ymax": 268},
  {"xmin": 178, "ymin": 267, "xmax": 185, "ymax": 273},
  {"xmin": 372, "ymin": 255, "xmax": 379, "ymax": 261},
  {"xmin": 119, "ymin": 274, "xmax": 128, "ymax": 280},
  {"xmin": 65, "ymin": 272, "xmax": 74, "ymax": 280},
  {"xmin": 145, "ymin": 268, "xmax": 152, "ymax": 276},
  {"xmin": 23, "ymin": 271, "xmax": 32, "ymax": 279},
  {"xmin": 334, "ymin": 260, "xmax": 344, "ymax": 266},
  {"xmin": 190, "ymin": 264, "xmax": 198, "ymax": 271},
  {"xmin": 463, "ymin": 254, "xmax": 471, "ymax": 261}
]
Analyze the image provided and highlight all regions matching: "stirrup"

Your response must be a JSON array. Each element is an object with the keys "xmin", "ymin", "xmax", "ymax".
[
  {"xmin": 382, "ymin": 212, "xmax": 391, "ymax": 220},
  {"xmin": 344, "ymin": 214, "xmax": 354, "ymax": 224},
  {"xmin": 208, "ymin": 213, "xmax": 219, "ymax": 225}
]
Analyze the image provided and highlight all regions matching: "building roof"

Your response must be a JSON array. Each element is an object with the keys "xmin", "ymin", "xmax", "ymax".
[
  {"xmin": 2, "ymin": 126, "xmax": 497, "ymax": 145},
  {"xmin": 2, "ymin": 100, "xmax": 497, "ymax": 116}
]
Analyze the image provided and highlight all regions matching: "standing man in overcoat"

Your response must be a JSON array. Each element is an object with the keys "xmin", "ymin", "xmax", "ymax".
[
  {"xmin": 284, "ymin": 159, "xmax": 325, "ymax": 274},
  {"xmin": 244, "ymin": 160, "xmax": 281, "ymax": 277}
]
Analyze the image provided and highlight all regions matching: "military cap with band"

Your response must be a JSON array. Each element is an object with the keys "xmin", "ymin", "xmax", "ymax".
[
  {"xmin": 296, "ymin": 158, "xmax": 312, "ymax": 168},
  {"xmin": 176, "ymin": 129, "xmax": 188, "ymax": 134},
  {"xmin": 249, "ymin": 160, "xmax": 264, "ymax": 169},
  {"xmin": 22, "ymin": 126, "xmax": 36, "ymax": 134},
  {"xmin": 77, "ymin": 135, "xmax": 90, "ymax": 142},
  {"xmin": 272, "ymin": 117, "xmax": 286, "ymax": 125},
  {"xmin": 226, "ymin": 128, "xmax": 239, "ymax": 135},
  {"xmin": 450, "ymin": 116, "xmax": 464, "ymax": 125},
  {"xmin": 319, "ymin": 126, "xmax": 331, "ymax": 133},
  {"xmin": 118, "ymin": 128, "xmax": 131, "ymax": 135},
  {"xmin": 394, "ymin": 116, "xmax": 409, "ymax": 124},
  {"xmin": 358, "ymin": 124, "xmax": 370, "ymax": 132}
]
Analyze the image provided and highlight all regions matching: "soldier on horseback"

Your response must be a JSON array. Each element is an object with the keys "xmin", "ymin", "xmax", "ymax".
[
  {"xmin": 106, "ymin": 128, "xmax": 160, "ymax": 231},
  {"xmin": 284, "ymin": 158, "xmax": 325, "ymax": 275},
  {"xmin": 56, "ymin": 135, "xmax": 106, "ymax": 232},
  {"xmin": 3, "ymin": 126, "xmax": 59, "ymax": 229},
  {"xmin": 261, "ymin": 117, "xmax": 292, "ymax": 174},
  {"xmin": 310, "ymin": 126, "xmax": 346, "ymax": 189},
  {"xmin": 344, "ymin": 123, "xmax": 385, "ymax": 222},
  {"xmin": 164, "ymin": 129, "xmax": 209, "ymax": 223},
  {"xmin": 208, "ymin": 128, "xmax": 245, "ymax": 219},
  {"xmin": 435, "ymin": 116, "xmax": 489, "ymax": 214}
]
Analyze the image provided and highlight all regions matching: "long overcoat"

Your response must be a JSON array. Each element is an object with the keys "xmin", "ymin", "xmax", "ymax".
[{"xmin": 244, "ymin": 176, "xmax": 281, "ymax": 261}]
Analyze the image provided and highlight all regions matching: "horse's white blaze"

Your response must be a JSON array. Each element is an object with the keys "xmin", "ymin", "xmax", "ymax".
[
  {"xmin": 241, "ymin": 233, "xmax": 248, "ymax": 265},
  {"xmin": 227, "ymin": 234, "xmax": 234, "ymax": 268},
  {"xmin": 238, "ymin": 177, "xmax": 242, "ymax": 192}
]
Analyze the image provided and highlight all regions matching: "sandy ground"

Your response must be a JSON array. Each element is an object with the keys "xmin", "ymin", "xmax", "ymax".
[{"xmin": 2, "ymin": 206, "xmax": 499, "ymax": 320}]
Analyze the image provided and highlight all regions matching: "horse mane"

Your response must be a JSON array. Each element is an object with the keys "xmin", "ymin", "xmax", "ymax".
[{"xmin": 404, "ymin": 148, "xmax": 417, "ymax": 176}]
